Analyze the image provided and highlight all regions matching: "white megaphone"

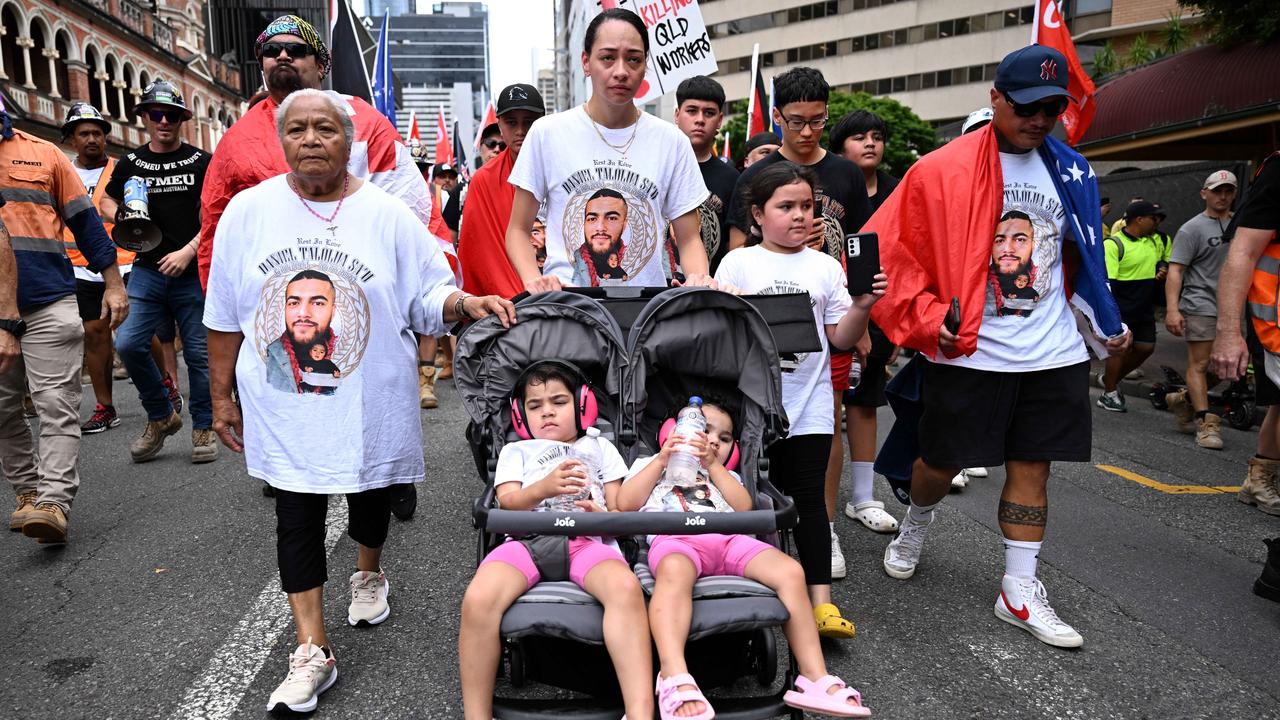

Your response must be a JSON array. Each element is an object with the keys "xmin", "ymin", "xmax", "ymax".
[{"xmin": 111, "ymin": 176, "xmax": 162, "ymax": 253}]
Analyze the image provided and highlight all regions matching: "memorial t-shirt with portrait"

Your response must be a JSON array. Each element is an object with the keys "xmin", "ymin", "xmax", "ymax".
[
  {"xmin": 935, "ymin": 150, "xmax": 1088, "ymax": 372},
  {"xmin": 203, "ymin": 175, "xmax": 457, "ymax": 494},
  {"xmin": 508, "ymin": 106, "xmax": 709, "ymax": 287}
]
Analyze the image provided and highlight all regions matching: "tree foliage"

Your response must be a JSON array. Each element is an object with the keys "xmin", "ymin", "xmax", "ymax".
[
  {"xmin": 1125, "ymin": 33, "xmax": 1156, "ymax": 67},
  {"xmin": 1091, "ymin": 40, "xmax": 1119, "ymax": 78},
  {"xmin": 1179, "ymin": 0, "xmax": 1280, "ymax": 44},
  {"xmin": 1161, "ymin": 12, "xmax": 1191, "ymax": 56},
  {"xmin": 719, "ymin": 90, "xmax": 938, "ymax": 174}
]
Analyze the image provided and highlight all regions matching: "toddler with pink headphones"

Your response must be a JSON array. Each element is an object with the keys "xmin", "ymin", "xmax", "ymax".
[
  {"xmin": 458, "ymin": 360, "xmax": 654, "ymax": 720},
  {"xmin": 616, "ymin": 397, "xmax": 872, "ymax": 720}
]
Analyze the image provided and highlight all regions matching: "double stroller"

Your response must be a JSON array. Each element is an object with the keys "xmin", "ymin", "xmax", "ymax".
[{"xmin": 456, "ymin": 287, "xmax": 820, "ymax": 720}]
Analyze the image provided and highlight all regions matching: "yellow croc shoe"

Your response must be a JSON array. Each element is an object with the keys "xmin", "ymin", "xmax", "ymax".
[{"xmin": 814, "ymin": 602, "xmax": 856, "ymax": 639}]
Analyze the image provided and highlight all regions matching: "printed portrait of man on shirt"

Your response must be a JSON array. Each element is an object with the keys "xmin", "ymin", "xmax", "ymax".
[
  {"xmin": 580, "ymin": 188, "xmax": 630, "ymax": 282},
  {"xmin": 265, "ymin": 269, "xmax": 344, "ymax": 395},
  {"xmin": 990, "ymin": 210, "xmax": 1043, "ymax": 318}
]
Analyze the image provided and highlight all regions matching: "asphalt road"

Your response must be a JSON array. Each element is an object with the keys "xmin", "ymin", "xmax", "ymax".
[{"xmin": 2, "ymin": 367, "xmax": 1277, "ymax": 720}]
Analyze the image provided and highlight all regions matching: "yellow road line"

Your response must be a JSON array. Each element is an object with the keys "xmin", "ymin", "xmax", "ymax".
[{"xmin": 1095, "ymin": 465, "xmax": 1241, "ymax": 495}]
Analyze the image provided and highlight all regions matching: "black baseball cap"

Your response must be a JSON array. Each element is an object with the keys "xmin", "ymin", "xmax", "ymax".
[
  {"xmin": 745, "ymin": 131, "xmax": 781, "ymax": 153},
  {"xmin": 496, "ymin": 83, "xmax": 545, "ymax": 117},
  {"xmin": 995, "ymin": 45, "xmax": 1075, "ymax": 104},
  {"xmin": 1124, "ymin": 200, "xmax": 1166, "ymax": 220}
]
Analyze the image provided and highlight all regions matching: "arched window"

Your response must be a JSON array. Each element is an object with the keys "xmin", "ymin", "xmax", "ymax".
[
  {"xmin": 85, "ymin": 45, "xmax": 103, "ymax": 110},
  {"xmin": 123, "ymin": 61, "xmax": 138, "ymax": 118},
  {"xmin": 0, "ymin": 3, "xmax": 24, "ymax": 85},
  {"xmin": 28, "ymin": 15, "xmax": 52, "ymax": 94},
  {"xmin": 54, "ymin": 27, "xmax": 74, "ymax": 101}
]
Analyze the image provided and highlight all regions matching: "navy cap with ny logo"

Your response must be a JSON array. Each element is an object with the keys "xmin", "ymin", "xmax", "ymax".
[{"xmin": 995, "ymin": 44, "xmax": 1076, "ymax": 105}]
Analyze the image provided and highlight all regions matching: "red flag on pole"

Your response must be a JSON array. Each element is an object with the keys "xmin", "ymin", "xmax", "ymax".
[
  {"xmin": 434, "ymin": 106, "xmax": 454, "ymax": 167},
  {"xmin": 1032, "ymin": 0, "xmax": 1097, "ymax": 145},
  {"xmin": 721, "ymin": 131, "xmax": 731, "ymax": 162},
  {"xmin": 473, "ymin": 99, "xmax": 497, "ymax": 149},
  {"xmin": 745, "ymin": 45, "xmax": 769, "ymax": 137},
  {"xmin": 407, "ymin": 110, "xmax": 420, "ymax": 143}
]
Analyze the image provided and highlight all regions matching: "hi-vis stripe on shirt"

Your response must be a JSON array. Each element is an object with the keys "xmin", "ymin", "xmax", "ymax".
[{"xmin": 0, "ymin": 131, "xmax": 94, "ymax": 255}]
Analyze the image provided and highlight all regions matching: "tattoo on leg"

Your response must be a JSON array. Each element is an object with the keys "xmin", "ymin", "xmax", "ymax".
[{"xmin": 998, "ymin": 500, "xmax": 1047, "ymax": 527}]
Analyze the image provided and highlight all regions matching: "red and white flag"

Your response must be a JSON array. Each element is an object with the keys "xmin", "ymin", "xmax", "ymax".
[
  {"xmin": 720, "ymin": 131, "xmax": 731, "ymax": 163},
  {"xmin": 407, "ymin": 110, "xmax": 421, "ymax": 144},
  {"xmin": 1032, "ymin": 0, "xmax": 1097, "ymax": 145},
  {"xmin": 434, "ymin": 106, "xmax": 453, "ymax": 167},
  {"xmin": 473, "ymin": 98, "xmax": 497, "ymax": 149}
]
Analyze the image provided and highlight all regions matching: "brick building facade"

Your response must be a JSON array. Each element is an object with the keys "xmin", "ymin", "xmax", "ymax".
[{"xmin": 0, "ymin": 0, "xmax": 246, "ymax": 155}]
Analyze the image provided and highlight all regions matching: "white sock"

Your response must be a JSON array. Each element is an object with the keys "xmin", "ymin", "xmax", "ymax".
[
  {"xmin": 1003, "ymin": 538, "xmax": 1042, "ymax": 578},
  {"xmin": 850, "ymin": 461, "xmax": 875, "ymax": 505},
  {"xmin": 906, "ymin": 501, "xmax": 936, "ymax": 525},
  {"xmin": 829, "ymin": 521, "xmax": 835, "ymax": 534}
]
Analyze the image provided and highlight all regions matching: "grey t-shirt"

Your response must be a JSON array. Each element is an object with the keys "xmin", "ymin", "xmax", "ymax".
[{"xmin": 1170, "ymin": 212, "xmax": 1232, "ymax": 316}]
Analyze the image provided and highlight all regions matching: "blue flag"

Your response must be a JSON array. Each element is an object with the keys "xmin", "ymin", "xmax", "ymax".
[{"xmin": 371, "ymin": 11, "xmax": 396, "ymax": 127}]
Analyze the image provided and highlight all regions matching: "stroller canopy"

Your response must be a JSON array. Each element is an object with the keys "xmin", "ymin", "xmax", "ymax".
[
  {"xmin": 624, "ymin": 288, "xmax": 787, "ymax": 467},
  {"xmin": 455, "ymin": 291, "xmax": 628, "ymax": 452}
]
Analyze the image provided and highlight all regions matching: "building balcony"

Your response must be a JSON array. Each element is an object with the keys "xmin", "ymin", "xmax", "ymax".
[
  {"xmin": 75, "ymin": 0, "xmax": 177, "ymax": 55},
  {"xmin": 5, "ymin": 84, "xmax": 149, "ymax": 148}
]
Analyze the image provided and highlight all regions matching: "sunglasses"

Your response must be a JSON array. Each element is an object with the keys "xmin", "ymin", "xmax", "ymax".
[
  {"xmin": 145, "ymin": 109, "xmax": 185, "ymax": 124},
  {"xmin": 482, "ymin": 139, "xmax": 507, "ymax": 151},
  {"xmin": 260, "ymin": 41, "xmax": 313, "ymax": 59},
  {"xmin": 1003, "ymin": 93, "xmax": 1069, "ymax": 119}
]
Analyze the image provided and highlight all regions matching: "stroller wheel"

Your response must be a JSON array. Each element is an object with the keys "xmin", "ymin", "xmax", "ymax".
[
  {"xmin": 390, "ymin": 484, "xmax": 417, "ymax": 521},
  {"xmin": 750, "ymin": 628, "xmax": 777, "ymax": 686},
  {"xmin": 1149, "ymin": 383, "xmax": 1169, "ymax": 410},
  {"xmin": 1227, "ymin": 399, "xmax": 1258, "ymax": 431},
  {"xmin": 507, "ymin": 641, "xmax": 526, "ymax": 688}
]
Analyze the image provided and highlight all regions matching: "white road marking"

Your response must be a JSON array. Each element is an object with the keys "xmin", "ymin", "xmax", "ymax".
[{"xmin": 171, "ymin": 496, "xmax": 349, "ymax": 720}]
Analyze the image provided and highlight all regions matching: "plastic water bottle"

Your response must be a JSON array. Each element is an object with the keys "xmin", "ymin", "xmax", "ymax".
[
  {"xmin": 666, "ymin": 397, "xmax": 706, "ymax": 487},
  {"xmin": 849, "ymin": 361, "xmax": 862, "ymax": 389},
  {"xmin": 550, "ymin": 427, "xmax": 604, "ymax": 511}
]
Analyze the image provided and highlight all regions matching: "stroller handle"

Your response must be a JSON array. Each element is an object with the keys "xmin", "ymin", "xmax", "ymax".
[{"xmin": 478, "ymin": 508, "xmax": 787, "ymax": 537}]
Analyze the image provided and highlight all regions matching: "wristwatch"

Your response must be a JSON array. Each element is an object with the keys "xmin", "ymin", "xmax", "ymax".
[{"xmin": 0, "ymin": 318, "xmax": 27, "ymax": 338}]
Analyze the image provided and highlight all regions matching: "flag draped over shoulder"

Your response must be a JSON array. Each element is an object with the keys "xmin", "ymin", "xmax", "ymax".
[
  {"xmin": 457, "ymin": 148, "xmax": 521, "ymax": 298},
  {"xmin": 866, "ymin": 124, "xmax": 1122, "ymax": 359}
]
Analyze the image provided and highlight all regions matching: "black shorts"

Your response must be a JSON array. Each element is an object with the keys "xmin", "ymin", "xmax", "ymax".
[
  {"xmin": 1247, "ymin": 312, "xmax": 1280, "ymax": 406},
  {"xmin": 75, "ymin": 279, "xmax": 105, "ymax": 322},
  {"xmin": 275, "ymin": 485, "xmax": 392, "ymax": 594},
  {"xmin": 1112, "ymin": 280, "xmax": 1156, "ymax": 344},
  {"xmin": 845, "ymin": 323, "xmax": 893, "ymax": 408},
  {"xmin": 919, "ymin": 360, "xmax": 1092, "ymax": 468}
]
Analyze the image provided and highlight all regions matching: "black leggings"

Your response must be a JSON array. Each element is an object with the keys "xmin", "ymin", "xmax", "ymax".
[
  {"xmin": 275, "ymin": 486, "xmax": 392, "ymax": 594},
  {"xmin": 766, "ymin": 433, "xmax": 832, "ymax": 586}
]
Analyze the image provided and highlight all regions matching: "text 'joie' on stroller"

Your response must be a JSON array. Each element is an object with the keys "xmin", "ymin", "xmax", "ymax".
[{"xmin": 456, "ymin": 286, "xmax": 822, "ymax": 720}]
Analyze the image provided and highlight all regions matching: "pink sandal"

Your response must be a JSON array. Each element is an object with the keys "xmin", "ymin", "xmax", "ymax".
[
  {"xmin": 783, "ymin": 674, "xmax": 871, "ymax": 717},
  {"xmin": 656, "ymin": 672, "xmax": 716, "ymax": 720}
]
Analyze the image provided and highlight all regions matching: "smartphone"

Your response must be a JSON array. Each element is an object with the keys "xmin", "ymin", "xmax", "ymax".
[
  {"xmin": 945, "ymin": 297, "xmax": 961, "ymax": 334},
  {"xmin": 845, "ymin": 232, "xmax": 879, "ymax": 296}
]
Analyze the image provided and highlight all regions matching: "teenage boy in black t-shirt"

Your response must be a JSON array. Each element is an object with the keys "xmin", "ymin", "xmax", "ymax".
[
  {"xmin": 828, "ymin": 109, "xmax": 903, "ymax": 536},
  {"xmin": 725, "ymin": 66, "xmax": 872, "ymax": 582},
  {"xmin": 670, "ymin": 76, "xmax": 739, "ymax": 275},
  {"xmin": 101, "ymin": 81, "xmax": 215, "ymax": 466}
]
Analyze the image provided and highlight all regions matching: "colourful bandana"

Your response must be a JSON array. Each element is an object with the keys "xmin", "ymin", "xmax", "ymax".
[{"xmin": 255, "ymin": 15, "xmax": 331, "ymax": 78}]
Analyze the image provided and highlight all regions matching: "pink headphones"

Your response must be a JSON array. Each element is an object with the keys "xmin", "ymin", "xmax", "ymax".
[
  {"xmin": 658, "ymin": 416, "xmax": 740, "ymax": 472},
  {"xmin": 510, "ymin": 360, "xmax": 600, "ymax": 440}
]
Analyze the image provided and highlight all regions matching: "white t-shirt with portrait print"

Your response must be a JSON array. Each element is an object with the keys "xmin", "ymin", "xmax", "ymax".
[
  {"xmin": 935, "ymin": 150, "xmax": 1089, "ymax": 372},
  {"xmin": 203, "ymin": 175, "xmax": 458, "ymax": 495},
  {"xmin": 714, "ymin": 245, "xmax": 852, "ymax": 436},
  {"xmin": 508, "ymin": 106, "xmax": 710, "ymax": 287},
  {"xmin": 494, "ymin": 436, "xmax": 630, "ymax": 508}
]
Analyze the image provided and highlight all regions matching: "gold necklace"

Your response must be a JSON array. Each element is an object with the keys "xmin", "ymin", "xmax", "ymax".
[{"xmin": 584, "ymin": 103, "xmax": 641, "ymax": 155}]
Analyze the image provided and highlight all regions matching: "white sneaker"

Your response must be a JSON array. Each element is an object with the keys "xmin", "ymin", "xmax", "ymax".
[
  {"xmin": 845, "ymin": 500, "xmax": 900, "ymax": 533},
  {"xmin": 965, "ymin": 467, "xmax": 989, "ymax": 478},
  {"xmin": 883, "ymin": 512, "xmax": 932, "ymax": 579},
  {"xmin": 993, "ymin": 574, "xmax": 1084, "ymax": 648},
  {"xmin": 951, "ymin": 471, "xmax": 969, "ymax": 490},
  {"xmin": 830, "ymin": 530, "xmax": 847, "ymax": 580},
  {"xmin": 266, "ymin": 639, "xmax": 337, "ymax": 714},
  {"xmin": 348, "ymin": 569, "xmax": 390, "ymax": 626}
]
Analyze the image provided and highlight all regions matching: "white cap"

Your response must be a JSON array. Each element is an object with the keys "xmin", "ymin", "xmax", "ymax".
[
  {"xmin": 961, "ymin": 107, "xmax": 994, "ymax": 135},
  {"xmin": 1204, "ymin": 170, "xmax": 1238, "ymax": 190}
]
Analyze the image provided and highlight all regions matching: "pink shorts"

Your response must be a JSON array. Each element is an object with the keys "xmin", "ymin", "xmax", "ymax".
[
  {"xmin": 481, "ymin": 537, "xmax": 625, "ymax": 590},
  {"xmin": 648, "ymin": 533, "xmax": 772, "ymax": 578}
]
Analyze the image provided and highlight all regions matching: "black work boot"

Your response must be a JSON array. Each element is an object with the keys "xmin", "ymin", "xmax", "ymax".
[{"xmin": 1255, "ymin": 537, "xmax": 1280, "ymax": 603}]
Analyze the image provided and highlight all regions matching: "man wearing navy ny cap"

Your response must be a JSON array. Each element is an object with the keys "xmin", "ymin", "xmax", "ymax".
[{"xmin": 873, "ymin": 45, "xmax": 1130, "ymax": 649}]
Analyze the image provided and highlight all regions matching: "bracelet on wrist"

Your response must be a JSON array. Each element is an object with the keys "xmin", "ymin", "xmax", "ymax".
[{"xmin": 453, "ymin": 293, "xmax": 472, "ymax": 319}]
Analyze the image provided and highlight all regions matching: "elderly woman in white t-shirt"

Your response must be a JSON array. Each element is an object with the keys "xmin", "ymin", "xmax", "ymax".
[
  {"xmin": 203, "ymin": 89, "xmax": 514, "ymax": 715},
  {"xmin": 505, "ymin": 8, "xmax": 722, "ymax": 293}
]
